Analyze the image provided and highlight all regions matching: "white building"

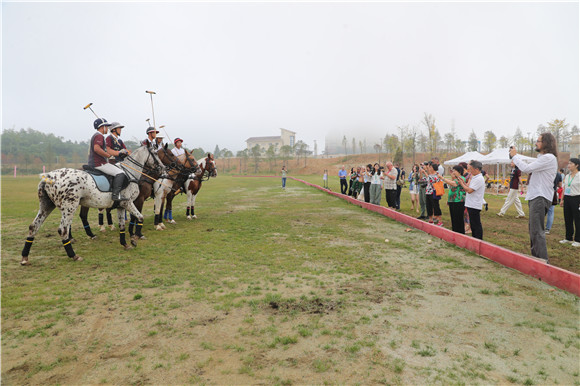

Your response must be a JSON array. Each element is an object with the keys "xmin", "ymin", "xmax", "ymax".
[{"xmin": 246, "ymin": 128, "xmax": 296, "ymax": 153}]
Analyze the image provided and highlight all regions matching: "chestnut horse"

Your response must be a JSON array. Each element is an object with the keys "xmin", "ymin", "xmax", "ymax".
[{"xmin": 184, "ymin": 154, "xmax": 218, "ymax": 219}]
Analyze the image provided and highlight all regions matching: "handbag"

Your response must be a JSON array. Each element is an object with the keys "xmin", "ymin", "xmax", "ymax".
[
  {"xmin": 433, "ymin": 180, "xmax": 445, "ymax": 196},
  {"xmin": 552, "ymin": 190, "xmax": 558, "ymax": 206}
]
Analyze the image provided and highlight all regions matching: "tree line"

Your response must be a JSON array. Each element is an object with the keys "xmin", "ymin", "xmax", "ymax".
[
  {"xmin": 0, "ymin": 128, "xmax": 212, "ymax": 174},
  {"xmin": 340, "ymin": 115, "xmax": 578, "ymax": 165}
]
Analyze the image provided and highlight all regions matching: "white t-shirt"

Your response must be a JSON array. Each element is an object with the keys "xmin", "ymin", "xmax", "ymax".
[
  {"xmin": 172, "ymin": 147, "xmax": 185, "ymax": 157},
  {"xmin": 563, "ymin": 173, "xmax": 580, "ymax": 196},
  {"xmin": 465, "ymin": 173, "xmax": 485, "ymax": 210}
]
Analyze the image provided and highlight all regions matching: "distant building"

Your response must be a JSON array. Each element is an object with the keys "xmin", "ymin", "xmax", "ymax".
[
  {"xmin": 246, "ymin": 128, "xmax": 296, "ymax": 153},
  {"xmin": 570, "ymin": 135, "xmax": 580, "ymax": 158}
]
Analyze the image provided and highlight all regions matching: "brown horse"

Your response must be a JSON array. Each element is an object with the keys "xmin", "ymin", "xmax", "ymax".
[
  {"xmin": 184, "ymin": 153, "xmax": 218, "ymax": 219},
  {"xmin": 158, "ymin": 150, "xmax": 203, "ymax": 225},
  {"xmin": 161, "ymin": 153, "xmax": 217, "ymax": 221},
  {"xmin": 128, "ymin": 144, "xmax": 182, "ymax": 239}
]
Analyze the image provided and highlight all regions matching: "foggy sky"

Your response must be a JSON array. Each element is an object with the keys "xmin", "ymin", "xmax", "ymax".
[{"xmin": 2, "ymin": 1, "xmax": 578, "ymax": 153}]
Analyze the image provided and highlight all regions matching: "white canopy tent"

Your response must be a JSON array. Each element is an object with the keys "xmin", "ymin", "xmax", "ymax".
[
  {"xmin": 481, "ymin": 148, "xmax": 536, "ymax": 194},
  {"xmin": 481, "ymin": 148, "xmax": 535, "ymax": 165},
  {"xmin": 443, "ymin": 151, "xmax": 485, "ymax": 166}
]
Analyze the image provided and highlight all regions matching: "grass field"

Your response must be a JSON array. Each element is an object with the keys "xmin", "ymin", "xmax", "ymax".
[{"xmin": 1, "ymin": 175, "xmax": 579, "ymax": 385}]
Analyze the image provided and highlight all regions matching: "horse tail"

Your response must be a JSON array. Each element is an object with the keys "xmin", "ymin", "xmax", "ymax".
[{"xmin": 39, "ymin": 172, "xmax": 56, "ymax": 186}]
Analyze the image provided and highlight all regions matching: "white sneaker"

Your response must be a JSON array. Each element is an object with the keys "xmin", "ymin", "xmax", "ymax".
[
  {"xmin": 572, "ymin": 242, "xmax": 580, "ymax": 247},
  {"xmin": 559, "ymin": 239, "xmax": 571, "ymax": 244}
]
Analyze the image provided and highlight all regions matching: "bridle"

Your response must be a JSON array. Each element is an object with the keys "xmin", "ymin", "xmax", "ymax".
[
  {"xmin": 118, "ymin": 146, "xmax": 163, "ymax": 183},
  {"xmin": 196, "ymin": 156, "xmax": 216, "ymax": 182}
]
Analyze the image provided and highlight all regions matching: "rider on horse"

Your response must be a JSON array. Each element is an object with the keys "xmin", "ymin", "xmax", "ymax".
[
  {"xmin": 90, "ymin": 118, "xmax": 129, "ymax": 202},
  {"xmin": 142, "ymin": 126, "xmax": 160, "ymax": 150},
  {"xmin": 106, "ymin": 122, "xmax": 131, "ymax": 165},
  {"xmin": 171, "ymin": 138, "xmax": 185, "ymax": 158}
]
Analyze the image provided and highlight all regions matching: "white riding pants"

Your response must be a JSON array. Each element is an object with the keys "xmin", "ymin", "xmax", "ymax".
[{"xmin": 95, "ymin": 163, "xmax": 124, "ymax": 177}]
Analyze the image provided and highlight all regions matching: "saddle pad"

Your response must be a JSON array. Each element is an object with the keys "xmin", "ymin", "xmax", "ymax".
[{"xmin": 88, "ymin": 174, "xmax": 112, "ymax": 192}]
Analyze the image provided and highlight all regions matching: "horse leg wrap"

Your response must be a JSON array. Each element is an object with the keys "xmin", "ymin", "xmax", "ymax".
[
  {"xmin": 129, "ymin": 215, "xmax": 135, "ymax": 236},
  {"xmin": 163, "ymin": 210, "xmax": 168, "ymax": 220},
  {"xmin": 136, "ymin": 222, "xmax": 143, "ymax": 237},
  {"xmin": 62, "ymin": 238, "xmax": 76, "ymax": 258},
  {"xmin": 22, "ymin": 237, "xmax": 34, "ymax": 257},
  {"xmin": 98, "ymin": 213, "xmax": 104, "ymax": 226},
  {"xmin": 186, "ymin": 207, "xmax": 190, "ymax": 216},
  {"xmin": 106, "ymin": 211, "xmax": 113, "ymax": 225},
  {"xmin": 81, "ymin": 218, "xmax": 95, "ymax": 238},
  {"xmin": 119, "ymin": 229, "xmax": 126, "ymax": 245},
  {"xmin": 168, "ymin": 210, "xmax": 173, "ymax": 220},
  {"xmin": 191, "ymin": 207, "xmax": 195, "ymax": 216},
  {"xmin": 154, "ymin": 214, "xmax": 159, "ymax": 225},
  {"xmin": 69, "ymin": 226, "xmax": 73, "ymax": 240}
]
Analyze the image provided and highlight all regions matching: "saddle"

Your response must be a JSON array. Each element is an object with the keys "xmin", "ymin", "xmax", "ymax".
[{"xmin": 82, "ymin": 165, "xmax": 130, "ymax": 192}]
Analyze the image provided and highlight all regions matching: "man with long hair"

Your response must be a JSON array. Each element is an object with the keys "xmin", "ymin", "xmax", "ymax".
[{"xmin": 510, "ymin": 132, "xmax": 558, "ymax": 262}]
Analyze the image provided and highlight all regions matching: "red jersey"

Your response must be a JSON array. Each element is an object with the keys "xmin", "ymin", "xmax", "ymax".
[{"xmin": 88, "ymin": 132, "xmax": 108, "ymax": 167}]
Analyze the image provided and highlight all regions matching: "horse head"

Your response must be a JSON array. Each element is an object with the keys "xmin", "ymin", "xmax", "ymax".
[
  {"xmin": 121, "ymin": 145, "xmax": 166, "ymax": 179},
  {"xmin": 183, "ymin": 149, "xmax": 199, "ymax": 173},
  {"xmin": 199, "ymin": 153, "xmax": 217, "ymax": 179},
  {"xmin": 157, "ymin": 144, "xmax": 180, "ymax": 171}
]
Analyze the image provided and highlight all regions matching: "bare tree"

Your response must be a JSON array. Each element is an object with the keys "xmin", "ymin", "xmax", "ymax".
[
  {"xmin": 374, "ymin": 143, "xmax": 382, "ymax": 164},
  {"xmin": 422, "ymin": 113, "xmax": 439, "ymax": 157}
]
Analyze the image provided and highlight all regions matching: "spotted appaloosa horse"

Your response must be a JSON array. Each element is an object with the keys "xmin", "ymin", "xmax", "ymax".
[
  {"xmin": 184, "ymin": 154, "xmax": 217, "ymax": 220},
  {"xmin": 77, "ymin": 144, "xmax": 179, "ymax": 241},
  {"xmin": 21, "ymin": 146, "xmax": 164, "ymax": 265}
]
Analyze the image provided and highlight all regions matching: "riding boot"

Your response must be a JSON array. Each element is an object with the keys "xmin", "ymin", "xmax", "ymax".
[{"xmin": 112, "ymin": 174, "xmax": 129, "ymax": 202}]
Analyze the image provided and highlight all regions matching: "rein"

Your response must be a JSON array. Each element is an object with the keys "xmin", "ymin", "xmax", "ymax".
[{"xmin": 118, "ymin": 147, "xmax": 173, "ymax": 189}]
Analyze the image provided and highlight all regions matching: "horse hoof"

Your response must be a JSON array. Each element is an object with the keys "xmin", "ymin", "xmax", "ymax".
[
  {"xmin": 187, "ymin": 216, "xmax": 192, "ymax": 220},
  {"xmin": 139, "ymin": 235, "xmax": 147, "ymax": 240},
  {"xmin": 20, "ymin": 258, "xmax": 30, "ymax": 266},
  {"xmin": 90, "ymin": 235, "xmax": 98, "ymax": 240},
  {"xmin": 192, "ymin": 215, "xmax": 197, "ymax": 219},
  {"xmin": 169, "ymin": 219, "xmax": 176, "ymax": 224},
  {"xmin": 110, "ymin": 225, "xmax": 116, "ymax": 231},
  {"xmin": 131, "ymin": 239, "xmax": 138, "ymax": 247},
  {"xmin": 160, "ymin": 223, "xmax": 166, "ymax": 230},
  {"xmin": 123, "ymin": 244, "xmax": 133, "ymax": 250},
  {"xmin": 70, "ymin": 238, "xmax": 76, "ymax": 244},
  {"xmin": 155, "ymin": 225, "xmax": 164, "ymax": 231},
  {"xmin": 72, "ymin": 255, "xmax": 83, "ymax": 262},
  {"xmin": 100, "ymin": 226, "xmax": 106, "ymax": 232}
]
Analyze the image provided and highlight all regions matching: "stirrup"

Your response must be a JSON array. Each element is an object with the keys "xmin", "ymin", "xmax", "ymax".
[{"xmin": 112, "ymin": 194, "xmax": 129, "ymax": 201}]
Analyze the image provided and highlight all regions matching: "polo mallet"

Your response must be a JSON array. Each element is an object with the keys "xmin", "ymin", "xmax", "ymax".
[
  {"xmin": 145, "ymin": 90, "xmax": 157, "ymax": 129},
  {"xmin": 159, "ymin": 125, "xmax": 172, "ymax": 144},
  {"xmin": 84, "ymin": 103, "xmax": 100, "ymax": 119}
]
